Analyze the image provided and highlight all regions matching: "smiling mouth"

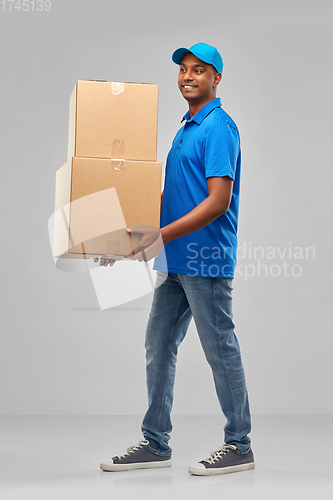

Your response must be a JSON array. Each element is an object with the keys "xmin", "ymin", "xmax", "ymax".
[{"xmin": 182, "ymin": 85, "xmax": 198, "ymax": 90}]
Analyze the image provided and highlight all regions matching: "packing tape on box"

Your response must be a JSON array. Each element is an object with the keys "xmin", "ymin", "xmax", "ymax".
[
  {"xmin": 111, "ymin": 139, "xmax": 125, "ymax": 170},
  {"xmin": 111, "ymin": 82, "xmax": 124, "ymax": 95},
  {"xmin": 81, "ymin": 242, "xmax": 87, "ymax": 258},
  {"xmin": 111, "ymin": 160, "xmax": 125, "ymax": 170}
]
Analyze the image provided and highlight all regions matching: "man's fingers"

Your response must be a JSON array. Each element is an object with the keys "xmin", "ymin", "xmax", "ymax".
[
  {"xmin": 97, "ymin": 257, "xmax": 116, "ymax": 267},
  {"xmin": 105, "ymin": 259, "xmax": 115, "ymax": 267}
]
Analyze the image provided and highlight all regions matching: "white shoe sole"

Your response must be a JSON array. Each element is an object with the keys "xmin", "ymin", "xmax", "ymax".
[
  {"xmin": 100, "ymin": 459, "xmax": 172, "ymax": 472},
  {"xmin": 188, "ymin": 461, "xmax": 255, "ymax": 476}
]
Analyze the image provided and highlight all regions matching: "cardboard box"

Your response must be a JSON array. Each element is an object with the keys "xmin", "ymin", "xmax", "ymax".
[
  {"xmin": 67, "ymin": 80, "xmax": 158, "ymax": 162},
  {"xmin": 53, "ymin": 157, "xmax": 162, "ymax": 259}
]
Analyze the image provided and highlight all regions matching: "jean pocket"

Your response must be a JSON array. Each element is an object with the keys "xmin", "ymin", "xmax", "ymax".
[{"xmin": 225, "ymin": 278, "xmax": 234, "ymax": 290}]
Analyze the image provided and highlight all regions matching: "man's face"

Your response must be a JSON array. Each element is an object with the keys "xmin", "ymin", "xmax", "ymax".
[{"xmin": 177, "ymin": 53, "xmax": 221, "ymax": 106}]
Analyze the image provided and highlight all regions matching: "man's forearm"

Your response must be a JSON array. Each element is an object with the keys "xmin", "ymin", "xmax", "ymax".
[{"xmin": 160, "ymin": 195, "xmax": 226, "ymax": 245}]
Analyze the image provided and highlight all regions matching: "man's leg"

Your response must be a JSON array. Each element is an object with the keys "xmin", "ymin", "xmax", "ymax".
[
  {"xmin": 179, "ymin": 275, "xmax": 251, "ymax": 453},
  {"xmin": 141, "ymin": 272, "xmax": 193, "ymax": 456},
  {"xmin": 100, "ymin": 272, "xmax": 192, "ymax": 471}
]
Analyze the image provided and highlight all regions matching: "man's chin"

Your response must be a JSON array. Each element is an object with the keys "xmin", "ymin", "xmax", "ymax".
[{"xmin": 180, "ymin": 91, "xmax": 197, "ymax": 103}]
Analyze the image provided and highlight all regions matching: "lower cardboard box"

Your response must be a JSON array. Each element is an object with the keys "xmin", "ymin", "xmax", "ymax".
[{"xmin": 53, "ymin": 157, "xmax": 162, "ymax": 259}]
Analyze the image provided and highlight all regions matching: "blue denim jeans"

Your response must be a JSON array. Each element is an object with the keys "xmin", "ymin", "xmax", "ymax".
[{"xmin": 141, "ymin": 272, "xmax": 252, "ymax": 456}]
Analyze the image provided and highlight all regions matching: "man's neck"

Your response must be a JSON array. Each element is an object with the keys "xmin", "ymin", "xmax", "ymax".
[{"xmin": 188, "ymin": 96, "xmax": 217, "ymax": 118}]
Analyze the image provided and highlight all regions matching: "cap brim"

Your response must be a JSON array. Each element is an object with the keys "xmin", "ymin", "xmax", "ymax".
[
  {"xmin": 172, "ymin": 47, "xmax": 192, "ymax": 65},
  {"xmin": 172, "ymin": 46, "xmax": 220, "ymax": 72}
]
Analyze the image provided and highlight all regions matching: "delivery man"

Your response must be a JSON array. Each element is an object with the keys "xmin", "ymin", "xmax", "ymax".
[{"xmin": 99, "ymin": 42, "xmax": 254, "ymax": 476}]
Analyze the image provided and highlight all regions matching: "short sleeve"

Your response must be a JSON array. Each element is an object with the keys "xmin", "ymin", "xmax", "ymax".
[{"xmin": 204, "ymin": 121, "xmax": 240, "ymax": 181}]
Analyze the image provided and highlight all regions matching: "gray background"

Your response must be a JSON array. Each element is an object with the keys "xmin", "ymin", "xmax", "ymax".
[{"xmin": 0, "ymin": 0, "xmax": 332, "ymax": 416}]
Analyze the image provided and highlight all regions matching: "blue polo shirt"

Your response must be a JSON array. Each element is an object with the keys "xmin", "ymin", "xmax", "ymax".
[{"xmin": 154, "ymin": 98, "xmax": 241, "ymax": 278}]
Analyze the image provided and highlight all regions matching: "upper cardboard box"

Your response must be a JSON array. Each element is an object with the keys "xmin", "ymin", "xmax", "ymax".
[{"xmin": 67, "ymin": 80, "xmax": 158, "ymax": 161}]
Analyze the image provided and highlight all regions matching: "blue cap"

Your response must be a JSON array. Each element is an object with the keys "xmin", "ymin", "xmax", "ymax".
[{"xmin": 172, "ymin": 42, "xmax": 223, "ymax": 73}]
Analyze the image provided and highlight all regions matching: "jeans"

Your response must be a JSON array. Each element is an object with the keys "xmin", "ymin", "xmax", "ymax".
[{"xmin": 141, "ymin": 272, "xmax": 252, "ymax": 456}]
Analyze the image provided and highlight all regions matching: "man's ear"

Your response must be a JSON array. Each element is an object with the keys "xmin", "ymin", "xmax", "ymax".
[{"xmin": 213, "ymin": 72, "xmax": 222, "ymax": 88}]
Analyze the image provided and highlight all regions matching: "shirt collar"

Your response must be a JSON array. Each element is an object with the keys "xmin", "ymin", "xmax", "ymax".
[{"xmin": 181, "ymin": 98, "xmax": 221, "ymax": 125}]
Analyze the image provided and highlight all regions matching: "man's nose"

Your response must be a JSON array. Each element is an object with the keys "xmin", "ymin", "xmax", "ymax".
[{"xmin": 183, "ymin": 71, "xmax": 193, "ymax": 81}]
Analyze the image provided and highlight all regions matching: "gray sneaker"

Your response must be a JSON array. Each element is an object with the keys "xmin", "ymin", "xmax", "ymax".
[
  {"xmin": 188, "ymin": 444, "xmax": 255, "ymax": 476},
  {"xmin": 100, "ymin": 439, "xmax": 172, "ymax": 471}
]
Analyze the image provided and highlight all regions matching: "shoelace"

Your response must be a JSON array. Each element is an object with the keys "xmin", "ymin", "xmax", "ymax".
[
  {"xmin": 116, "ymin": 439, "xmax": 150, "ymax": 459},
  {"xmin": 203, "ymin": 444, "xmax": 237, "ymax": 464}
]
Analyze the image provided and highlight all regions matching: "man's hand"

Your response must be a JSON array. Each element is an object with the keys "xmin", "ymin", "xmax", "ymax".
[
  {"xmin": 125, "ymin": 227, "xmax": 164, "ymax": 262},
  {"xmin": 94, "ymin": 257, "xmax": 116, "ymax": 267}
]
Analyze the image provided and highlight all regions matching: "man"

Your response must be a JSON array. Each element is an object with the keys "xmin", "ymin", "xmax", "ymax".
[{"xmin": 100, "ymin": 42, "xmax": 254, "ymax": 476}]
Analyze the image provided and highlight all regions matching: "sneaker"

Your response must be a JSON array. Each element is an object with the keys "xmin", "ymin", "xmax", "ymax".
[
  {"xmin": 100, "ymin": 439, "xmax": 172, "ymax": 472},
  {"xmin": 188, "ymin": 443, "xmax": 255, "ymax": 476}
]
